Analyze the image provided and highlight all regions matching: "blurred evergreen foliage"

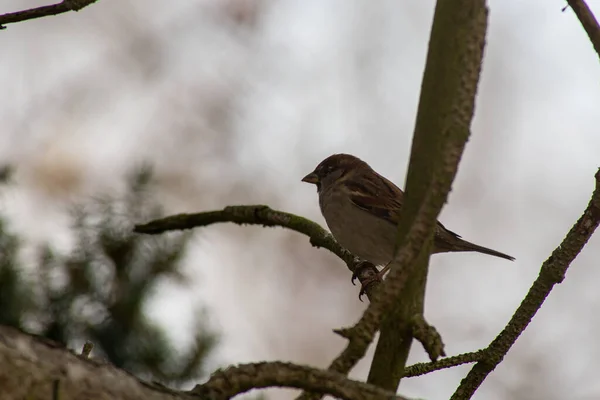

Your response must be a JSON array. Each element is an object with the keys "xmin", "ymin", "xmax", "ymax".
[{"xmin": 0, "ymin": 166, "xmax": 216, "ymax": 384}]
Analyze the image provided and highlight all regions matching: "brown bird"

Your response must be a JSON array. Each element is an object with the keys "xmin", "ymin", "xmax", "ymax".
[{"xmin": 302, "ymin": 154, "xmax": 514, "ymax": 284}]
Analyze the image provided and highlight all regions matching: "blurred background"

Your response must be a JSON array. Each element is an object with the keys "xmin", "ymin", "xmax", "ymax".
[{"xmin": 1, "ymin": 0, "xmax": 600, "ymax": 399}]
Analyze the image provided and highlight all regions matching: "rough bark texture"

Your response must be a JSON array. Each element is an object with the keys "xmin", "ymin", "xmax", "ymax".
[
  {"xmin": 193, "ymin": 362, "xmax": 410, "ymax": 400},
  {"xmin": 366, "ymin": 0, "xmax": 488, "ymax": 391},
  {"xmin": 0, "ymin": 326, "xmax": 190, "ymax": 400},
  {"xmin": 0, "ymin": 325, "xmax": 411, "ymax": 400}
]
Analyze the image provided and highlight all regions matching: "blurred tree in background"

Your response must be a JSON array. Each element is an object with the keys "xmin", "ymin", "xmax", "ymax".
[{"xmin": 0, "ymin": 166, "xmax": 216, "ymax": 385}]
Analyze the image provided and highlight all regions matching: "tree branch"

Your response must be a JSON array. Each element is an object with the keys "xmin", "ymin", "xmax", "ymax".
[
  {"xmin": 565, "ymin": 0, "xmax": 600, "ymax": 60},
  {"xmin": 0, "ymin": 0, "xmax": 98, "ymax": 29},
  {"xmin": 450, "ymin": 168, "xmax": 600, "ymax": 400},
  {"xmin": 0, "ymin": 325, "xmax": 191, "ymax": 400},
  {"xmin": 134, "ymin": 205, "xmax": 381, "ymax": 300},
  {"xmin": 192, "ymin": 362, "xmax": 411, "ymax": 400},
  {"xmin": 0, "ymin": 324, "xmax": 414, "ymax": 400},
  {"xmin": 365, "ymin": 0, "xmax": 488, "ymax": 391},
  {"xmin": 409, "ymin": 314, "xmax": 446, "ymax": 361},
  {"xmin": 403, "ymin": 350, "xmax": 485, "ymax": 378}
]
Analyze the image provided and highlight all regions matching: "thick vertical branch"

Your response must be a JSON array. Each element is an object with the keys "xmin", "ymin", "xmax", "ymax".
[{"xmin": 366, "ymin": 0, "xmax": 488, "ymax": 391}]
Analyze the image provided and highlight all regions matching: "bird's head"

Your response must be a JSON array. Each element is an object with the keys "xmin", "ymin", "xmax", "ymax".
[{"xmin": 302, "ymin": 153, "xmax": 368, "ymax": 192}]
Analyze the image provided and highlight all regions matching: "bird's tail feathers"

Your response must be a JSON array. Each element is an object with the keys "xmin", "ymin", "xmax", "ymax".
[{"xmin": 453, "ymin": 239, "xmax": 515, "ymax": 261}]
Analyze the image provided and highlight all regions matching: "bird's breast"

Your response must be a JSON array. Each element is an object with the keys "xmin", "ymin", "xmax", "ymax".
[{"xmin": 319, "ymin": 189, "xmax": 396, "ymax": 266}]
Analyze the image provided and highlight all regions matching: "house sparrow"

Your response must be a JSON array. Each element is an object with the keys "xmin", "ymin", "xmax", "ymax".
[{"xmin": 302, "ymin": 154, "xmax": 514, "ymax": 284}]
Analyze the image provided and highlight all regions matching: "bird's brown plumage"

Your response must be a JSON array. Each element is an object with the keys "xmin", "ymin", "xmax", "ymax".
[{"xmin": 303, "ymin": 153, "xmax": 514, "ymax": 262}]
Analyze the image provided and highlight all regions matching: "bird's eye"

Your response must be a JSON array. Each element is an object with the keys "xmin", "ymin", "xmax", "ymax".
[{"xmin": 316, "ymin": 164, "xmax": 335, "ymax": 176}]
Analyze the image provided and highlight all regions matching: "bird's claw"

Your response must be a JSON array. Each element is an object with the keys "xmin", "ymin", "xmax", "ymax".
[
  {"xmin": 351, "ymin": 260, "xmax": 376, "ymax": 285},
  {"xmin": 357, "ymin": 273, "xmax": 383, "ymax": 301},
  {"xmin": 351, "ymin": 260, "xmax": 383, "ymax": 301}
]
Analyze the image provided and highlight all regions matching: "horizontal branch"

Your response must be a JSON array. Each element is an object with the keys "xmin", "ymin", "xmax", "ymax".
[
  {"xmin": 0, "ymin": 324, "xmax": 415, "ymax": 400},
  {"xmin": 451, "ymin": 168, "xmax": 600, "ymax": 399},
  {"xmin": 192, "ymin": 361, "xmax": 411, "ymax": 400},
  {"xmin": 135, "ymin": 205, "xmax": 351, "ymax": 261},
  {"xmin": 0, "ymin": 0, "xmax": 98, "ymax": 29},
  {"xmin": 135, "ymin": 205, "xmax": 381, "ymax": 299}
]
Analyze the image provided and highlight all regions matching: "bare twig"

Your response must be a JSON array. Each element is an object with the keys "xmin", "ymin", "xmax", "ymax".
[
  {"xmin": 0, "ymin": 0, "xmax": 98, "ymax": 29},
  {"xmin": 565, "ymin": 0, "xmax": 600, "ymax": 59},
  {"xmin": 80, "ymin": 341, "xmax": 93, "ymax": 358},
  {"xmin": 450, "ymin": 169, "xmax": 600, "ymax": 400},
  {"xmin": 192, "ymin": 361, "xmax": 411, "ymax": 400},
  {"xmin": 403, "ymin": 350, "xmax": 485, "ymax": 378}
]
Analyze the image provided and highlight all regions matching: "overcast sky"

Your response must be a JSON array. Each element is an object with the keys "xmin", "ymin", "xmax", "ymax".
[{"xmin": 2, "ymin": 1, "xmax": 600, "ymax": 399}]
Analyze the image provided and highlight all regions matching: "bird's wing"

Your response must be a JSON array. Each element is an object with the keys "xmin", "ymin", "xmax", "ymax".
[
  {"xmin": 344, "ymin": 172, "xmax": 404, "ymax": 225},
  {"xmin": 345, "ymin": 173, "xmax": 463, "ymax": 241}
]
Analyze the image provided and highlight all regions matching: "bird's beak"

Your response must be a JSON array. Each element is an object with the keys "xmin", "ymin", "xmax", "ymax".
[{"xmin": 301, "ymin": 172, "xmax": 319, "ymax": 184}]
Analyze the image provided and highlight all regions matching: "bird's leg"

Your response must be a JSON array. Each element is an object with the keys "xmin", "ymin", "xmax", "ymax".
[
  {"xmin": 357, "ymin": 261, "xmax": 394, "ymax": 299},
  {"xmin": 351, "ymin": 260, "xmax": 378, "ymax": 285},
  {"xmin": 350, "ymin": 260, "xmax": 394, "ymax": 301}
]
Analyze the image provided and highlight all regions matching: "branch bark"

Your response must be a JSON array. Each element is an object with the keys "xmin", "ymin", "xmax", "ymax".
[
  {"xmin": 0, "ymin": 0, "xmax": 98, "ymax": 29},
  {"xmin": 450, "ymin": 168, "xmax": 600, "ymax": 399},
  {"xmin": 366, "ymin": 0, "xmax": 488, "ymax": 391},
  {"xmin": 0, "ymin": 325, "xmax": 191, "ymax": 400},
  {"xmin": 135, "ymin": 205, "xmax": 381, "ymax": 300},
  {"xmin": 0, "ymin": 324, "xmax": 415, "ymax": 400},
  {"xmin": 193, "ymin": 362, "xmax": 410, "ymax": 400},
  {"xmin": 565, "ymin": 0, "xmax": 600, "ymax": 60},
  {"xmin": 403, "ymin": 350, "xmax": 485, "ymax": 378}
]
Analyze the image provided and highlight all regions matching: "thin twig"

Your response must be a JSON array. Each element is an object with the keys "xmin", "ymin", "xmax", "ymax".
[
  {"xmin": 0, "ymin": 0, "xmax": 98, "ymax": 29},
  {"xmin": 80, "ymin": 341, "xmax": 93, "ymax": 358},
  {"xmin": 403, "ymin": 350, "xmax": 485, "ymax": 378},
  {"xmin": 450, "ymin": 169, "xmax": 600, "ymax": 400}
]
